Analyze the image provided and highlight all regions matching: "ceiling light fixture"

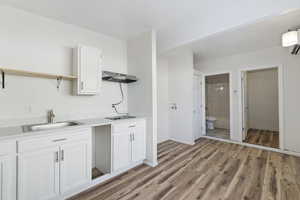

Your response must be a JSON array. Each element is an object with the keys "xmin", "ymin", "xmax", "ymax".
[{"xmin": 282, "ymin": 30, "xmax": 299, "ymax": 47}]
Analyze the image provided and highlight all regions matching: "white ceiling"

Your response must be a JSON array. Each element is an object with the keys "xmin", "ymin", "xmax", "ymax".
[
  {"xmin": 1, "ymin": 0, "xmax": 300, "ymax": 52},
  {"xmin": 189, "ymin": 9, "xmax": 300, "ymax": 62}
]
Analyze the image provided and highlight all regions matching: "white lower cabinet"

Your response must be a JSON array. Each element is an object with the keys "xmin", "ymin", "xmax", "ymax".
[
  {"xmin": 131, "ymin": 129, "xmax": 146, "ymax": 162},
  {"xmin": 112, "ymin": 133, "xmax": 132, "ymax": 171},
  {"xmin": 18, "ymin": 147, "xmax": 60, "ymax": 200},
  {"xmin": 18, "ymin": 130, "xmax": 92, "ymax": 200},
  {"xmin": 112, "ymin": 120, "xmax": 146, "ymax": 172},
  {"xmin": 60, "ymin": 141, "xmax": 91, "ymax": 195},
  {"xmin": 0, "ymin": 154, "xmax": 16, "ymax": 200}
]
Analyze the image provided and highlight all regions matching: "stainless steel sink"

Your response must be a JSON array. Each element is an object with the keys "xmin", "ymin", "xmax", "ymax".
[
  {"xmin": 105, "ymin": 115, "xmax": 136, "ymax": 120},
  {"xmin": 22, "ymin": 121, "xmax": 80, "ymax": 133}
]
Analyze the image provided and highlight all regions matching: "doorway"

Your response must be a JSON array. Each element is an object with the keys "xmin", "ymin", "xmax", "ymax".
[
  {"xmin": 241, "ymin": 67, "xmax": 281, "ymax": 149},
  {"xmin": 203, "ymin": 73, "xmax": 231, "ymax": 140}
]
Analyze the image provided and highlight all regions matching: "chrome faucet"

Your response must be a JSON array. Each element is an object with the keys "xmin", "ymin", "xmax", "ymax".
[{"xmin": 48, "ymin": 109, "xmax": 55, "ymax": 123}]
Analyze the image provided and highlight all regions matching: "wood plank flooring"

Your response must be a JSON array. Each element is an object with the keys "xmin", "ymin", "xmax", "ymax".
[
  {"xmin": 207, "ymin": 128, "xmax": 230, "ymax": 139},
  {"xmin": 69, "ymin": 138, "xmax": 300, "ymax": 200},
  {"xmin": 244, "ymin": 129, "xmax": 279, "ymax": 149}
]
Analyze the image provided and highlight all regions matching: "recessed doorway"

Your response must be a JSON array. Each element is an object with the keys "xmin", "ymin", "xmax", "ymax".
[
  {"xmin": 203, "ymin": 73, "xmax": 232, "ymax": 140},
  {"xmin": 240, "ymin": 66, "xmax": 283, "ymax": 149}
]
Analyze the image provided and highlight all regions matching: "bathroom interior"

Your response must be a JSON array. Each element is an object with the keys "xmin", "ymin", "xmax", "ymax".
[{"xmin": 205, "ymin": 73, "xmax": 230, "ymax": 139}]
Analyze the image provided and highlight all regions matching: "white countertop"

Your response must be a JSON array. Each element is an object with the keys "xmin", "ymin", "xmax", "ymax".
[{"xmin": 0, "ymin": 117, "xmax": 145, "ymax": 141}]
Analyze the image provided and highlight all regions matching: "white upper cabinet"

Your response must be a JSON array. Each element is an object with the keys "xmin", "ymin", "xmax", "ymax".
[{"xmin": 73, "ymin": 45, "xmax": 102, "ymax": 95}]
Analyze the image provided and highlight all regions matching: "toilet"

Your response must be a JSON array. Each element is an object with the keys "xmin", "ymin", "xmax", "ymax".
[{"xmin": 206, "ymin": 116, "xmax": 217, "ymax": 130}]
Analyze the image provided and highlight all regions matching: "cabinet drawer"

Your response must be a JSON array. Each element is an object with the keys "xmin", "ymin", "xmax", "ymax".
[
  {"xmin": 112, "ymin": 122, "xmax": 137, "ymax": 134},
  {"xmin": 0, "ymin": 140, "xmax": 16, "ymax": 155},
  {"xmin": 18, "ymin": 128, "xmax": 91, "ymax": 153},
  {"xmin": 112, "ymin": 120, "xmax": 146, "ymax": 134}
]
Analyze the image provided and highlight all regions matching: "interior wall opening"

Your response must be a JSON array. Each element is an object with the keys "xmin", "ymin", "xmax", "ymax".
[
  {"xmin": 242, "ymin": 67, "xmax": 280, "ymax": 149},
  {"xmin": 205, "ymin": 73, "xmax": 230, "ymax": 140}
]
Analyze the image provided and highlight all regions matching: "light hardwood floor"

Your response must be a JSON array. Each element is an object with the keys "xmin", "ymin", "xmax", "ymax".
[
  {"xmin": 69, "ymin": 138, "xmax": 300, "ymax": 200},
  {"xmin": 244, "ymin": 129, "xmax": 279, "ymax": 149}
]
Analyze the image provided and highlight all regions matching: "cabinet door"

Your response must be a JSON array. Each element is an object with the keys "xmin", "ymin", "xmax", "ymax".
[
  {"xmin": 0, "ymin": 155, "xmax": 16, "ymax": 200},
  {"xmin": 131, "ymin": 128, "xmax": 146, "ymax": 162},
  {"xmin": 18, "ymin": 147, "xmax": 60, "ymax": 200},
  {"xmin": 77, "ymin": 46, "xmax": 102, "ymax": 95},
  {"xmin": 59, "ymin": 140, "xmax": 91, "ymax": 195},
  {"xmin": 112, "ymin": 133, "xmax": 131, "ymax": 171}
]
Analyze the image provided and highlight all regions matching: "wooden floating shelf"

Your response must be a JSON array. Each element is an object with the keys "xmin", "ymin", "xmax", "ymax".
[{"xmin": 0, "ymin": 67, "xmax": 77, "ymax": 80}]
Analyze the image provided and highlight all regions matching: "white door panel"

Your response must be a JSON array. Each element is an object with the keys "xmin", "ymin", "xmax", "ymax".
[
  {"xmin": 60, "ymin": 141, "xmax": 91, "ymax": 195},
  {"xmin": 112, "ymin": 133, "xmax": 131, "ymax": 171},
  {"xmin": 18, "ymin": 147, "xmax": 60, "ymax": 200},
  {"xmin": 193, "ymin": 74, "xmax": 203, "ymax": 140},
  {"xmin": 0, "ymin": 155, "xmax": 16, "ymax": 200}
]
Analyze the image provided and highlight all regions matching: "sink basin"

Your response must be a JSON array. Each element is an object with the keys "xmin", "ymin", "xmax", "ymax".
[
  {"xmin": 105, "ymin": 115, "xmax": 136, "ymax": 120},
  {"xmin": 22, "ymin": 121, "xmax": 80, "ymax": 133}
]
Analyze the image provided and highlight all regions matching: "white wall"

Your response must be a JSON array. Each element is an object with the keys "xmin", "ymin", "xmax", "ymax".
[
  {"xmin": 195, "ymin": 46, "xmax": 300, "ymax": 153},
  {"xmin": 247, "ymin": 68, "xmax": 279, "ymax": 131},
  {"xmin": 168, "ymin": 50, "xmax": 194, "ymax": 145},
  {"xmin": 157, "ymin": 58, "xmax": 169, "ymax": 143},
  {"xmin": 127, "ymin": 31, "xmax": 158, "ymax": 166},
  {"xmin": 0, "ymin": 6, "xmax": 128, "ymax": 127}
]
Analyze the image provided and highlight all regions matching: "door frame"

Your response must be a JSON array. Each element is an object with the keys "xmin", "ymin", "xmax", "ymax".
[
  {"xmin": 193, "ymin": 71, "xmax": 203, "ymax": 140},
  {"xmin": 201, "ymin": 71, "xmax": 234, "ymax": 140},
  {"xmin": 238, "ymin": 64, "xmax": 284, "ymax": 150}
]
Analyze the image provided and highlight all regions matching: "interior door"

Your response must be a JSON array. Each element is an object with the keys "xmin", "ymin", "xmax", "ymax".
[
  {"xmin": 60, "ymin": 141, "xmax": 91, "ymax": 195},
  {"xmin": 131, "ymin": 126, "xmax": 146, "ymax": 162},
  {"xmin": 193, "ymin": 74, "xmax": 203, "ymax": 140},
  {"xmin": 112, "ymin": 133, "xmax": 132, "ymax": 171},
  {"xmin": 241, "ymin": 71, "xmax": 248, "ymax": 140},
  {"xmin": 18, "ymin": 147, "xmax": 60, "ymax": 200}
]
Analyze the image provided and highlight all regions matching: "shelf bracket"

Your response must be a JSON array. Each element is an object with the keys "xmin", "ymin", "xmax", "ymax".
[
  {"xmin": 1, "ymin": 70, "xmax": 5, "ymax": 89},
  {"xmin": 56, "ymin": 76, "xmax": 63, "ymax": 90}
]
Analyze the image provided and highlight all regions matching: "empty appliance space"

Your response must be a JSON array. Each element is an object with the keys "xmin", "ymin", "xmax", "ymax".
[{"xmin": 92, "ymin": 125, "xmax": 111, "ymax": 180}]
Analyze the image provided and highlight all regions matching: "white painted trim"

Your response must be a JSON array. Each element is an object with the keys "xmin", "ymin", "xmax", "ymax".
[
  {"xmin": 170, "ymin": 138, "xmax": 195, "ymax": 145},
  {"xmin": 201, "ymin": 71, "xmax": 234, "ymax": 140},
  {"xmin": 144, "ymin": 160, "xmax": 158, "ymax": 167},
  {"xmin": 237, "ymin": 64, "xmax": 285, "ymax": 150},
  {"xmin": 201, "ymin": 136, "xmax": 300, "ymax": 157},
  {"xmin": 193, "ymin": 72, "xmax": 204, "ymax": 140}
]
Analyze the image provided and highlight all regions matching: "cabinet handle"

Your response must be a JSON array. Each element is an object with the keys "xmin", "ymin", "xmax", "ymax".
[
  {"xmin": 132, "ymin": 133, "xmax": 135, "ymax": 141},
  {"xmin": 52, "ymin": 138, "xmax": 67, "ymax": 142},
  {"xmin": 55, "ymin": 151, "xmax": 59, "ymax": 163},
  {"xmin": 129, "ymin": 125, "xmax": 136, "ymax": 128},
  {"xmin": 80, "ymin": 81, "xmax": 84, "ymax": 90},
  {"xmin": 61, "ymin": 150, "xmax": 64, "ymax": 161}
]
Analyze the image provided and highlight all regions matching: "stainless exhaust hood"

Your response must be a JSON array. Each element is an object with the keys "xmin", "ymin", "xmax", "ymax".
[{"xmin": 102, "ymin": 71, "xmax": 138, "ymax": 83}]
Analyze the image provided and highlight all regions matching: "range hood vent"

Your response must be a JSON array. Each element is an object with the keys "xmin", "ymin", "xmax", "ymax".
[{"xmin": 102, "ymin": 71, "xmax": 138, "ymax": 83}]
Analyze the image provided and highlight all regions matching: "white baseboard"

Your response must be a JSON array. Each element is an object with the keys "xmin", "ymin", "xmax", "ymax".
[
  {"xmin": 201, "ymin": 135, "xmax": 300, "ymax": 157},
  {"xmin": 170, "ymin": 138, "xmax": 195, "ymax": 145},
  {"xmin": 144, "ymin": 160, "xmax": 158, "ymax": 167}
]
